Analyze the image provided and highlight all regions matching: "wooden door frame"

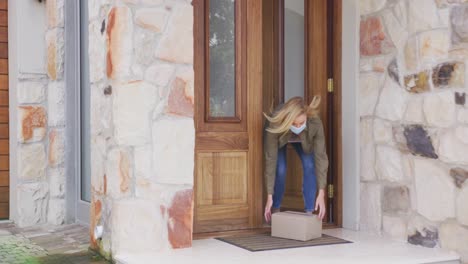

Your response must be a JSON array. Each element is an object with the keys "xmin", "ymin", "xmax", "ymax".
[
  {"xmin": 247, "ymin": 0, "xmax": 264, "ymax": 231},
  {"xmin": 331, "ymin": 0, "xmax": 343, "ymax": 228},
  {"xmin": 306, "ymin": 0, "xmax": 343, "ymax": 228},
  {"xmin": 193, "ymin": 0, "xmax": 342, "ymax": 238}
]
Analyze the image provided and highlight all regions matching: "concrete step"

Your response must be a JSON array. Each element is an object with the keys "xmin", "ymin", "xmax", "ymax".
[{"xmin": 114, "ymin": 228, "xmax": 462, "ymax": 264}]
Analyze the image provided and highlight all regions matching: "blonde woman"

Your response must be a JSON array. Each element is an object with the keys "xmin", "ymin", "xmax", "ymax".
[{"xmin": 263, "ymin": 96, "xmax": 329, "ymax": 222}]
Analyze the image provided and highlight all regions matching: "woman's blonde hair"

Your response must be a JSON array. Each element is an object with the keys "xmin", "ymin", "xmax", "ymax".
[{"xmin": 264, "ymin": 96, "xmax": 321, "ymax": 134}]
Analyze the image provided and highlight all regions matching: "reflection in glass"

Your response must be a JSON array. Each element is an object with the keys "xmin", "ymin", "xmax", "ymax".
[
  {"xmin": 209, "ymin": 0, "xmax": 236, "ymax": 117},
  {"xmin": 284, "ymin": 0, "xmax": 305, "ymax": 101}
]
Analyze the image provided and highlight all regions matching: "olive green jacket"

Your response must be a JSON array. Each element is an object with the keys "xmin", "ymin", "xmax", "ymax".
[{"xmin": 263, "ymin": 115, "xmax": 329, "ymax": 195}]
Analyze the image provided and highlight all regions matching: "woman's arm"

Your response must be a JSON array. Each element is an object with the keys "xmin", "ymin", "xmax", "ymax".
[
  {"xmin": 264, "ymin": 129, "xmax": 278, "ymax": 222},
  {"xmin": 312, "ymin": 118, "xmax": 328, "ymax": 219},
  {"xmin": 264, "ymin": 129, "xmax": 279, "ymax": 195},
  {"xmin": 313, "ymin": 118, "xmax": 329, "ymax": 191}
]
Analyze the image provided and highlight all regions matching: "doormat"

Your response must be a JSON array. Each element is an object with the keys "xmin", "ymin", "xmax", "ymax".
[{"xmin": 215, "ymin": 233, "xmax": 353, "ymax": 252}]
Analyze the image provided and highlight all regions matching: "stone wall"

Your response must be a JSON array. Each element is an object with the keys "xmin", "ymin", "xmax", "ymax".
[
  {"xmin": 359, "ymin": 0, "xmax": 468, "ymax": 261},
  {"xmin": 87, "ymin": 0, "xmax": 195, "ymax": 258},
  {"xmin": 15, "ymin": 0, "xmax": 66, "ymax": 227}
]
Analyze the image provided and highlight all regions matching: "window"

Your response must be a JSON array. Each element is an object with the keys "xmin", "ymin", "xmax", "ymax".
[
  {"xmin": 208, "ymin": 0, "xmax": 236, "ymax": 117},
  {"xmin": 196, "ymin": 0, "xmax": 246, "ymax": 132}
]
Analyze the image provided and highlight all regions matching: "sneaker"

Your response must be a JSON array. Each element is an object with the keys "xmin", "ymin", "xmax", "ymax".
[{"xmin": 304, "ymin": 210, "xmax": 313, "ymax": 215}]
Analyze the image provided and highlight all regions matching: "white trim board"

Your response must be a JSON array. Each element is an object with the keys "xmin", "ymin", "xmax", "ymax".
[
  {"xmin": 341, "ymin": 0, "xmax": 360, "ymax": 231},
  {"xmin": 8, "ymin": 0, "xmax": 18, "ymax": 223}
]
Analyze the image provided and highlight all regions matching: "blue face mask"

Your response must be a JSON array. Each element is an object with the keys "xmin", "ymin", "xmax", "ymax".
[{"xmin": 290, "ymin": 122, "xmax": 306, "ymax": 135}]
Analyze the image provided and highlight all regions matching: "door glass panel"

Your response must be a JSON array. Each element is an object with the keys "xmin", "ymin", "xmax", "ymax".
[
  {"xmin": 284, "ymin": 0, "xmax": 305, "ymax": 100},
  {"xmin": 209, "ymin": 0, "xmax": 236, "ymax": 117},
  {"xmin": 80, "ymin": 0, "xmax": 91, "ymax": 203}
]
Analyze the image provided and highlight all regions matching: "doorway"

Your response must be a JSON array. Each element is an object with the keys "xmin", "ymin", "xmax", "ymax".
[
  {"xmin": 262, "ymin": 0, "xmax": 341, "ymax": 225},
  {"xmin": 193, "ymin": 0, "xmax": 342, "ymax": 237}
]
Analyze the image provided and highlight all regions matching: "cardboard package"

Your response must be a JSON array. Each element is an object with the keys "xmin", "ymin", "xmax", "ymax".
[{"xmin": 271, "ymin": 211, "xmax": 322, "ymax": 241}]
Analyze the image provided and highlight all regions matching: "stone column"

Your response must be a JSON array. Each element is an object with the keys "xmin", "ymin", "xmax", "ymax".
[
  {"xmin": 359, "ymin": 0, "xmax": 468, "ymax": 261},
  {"xmin": 87, "ymin": 0, "xmax": 195, "ymax": 258}
]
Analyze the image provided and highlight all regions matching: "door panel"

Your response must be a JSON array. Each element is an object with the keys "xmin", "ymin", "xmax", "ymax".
[
  {"xmin": 0, "ymin": 204, "xmax": 7, "ymax": 220},
  {"xmin": 306, "ymin": 0, "xmax": 331, "ymax": 222},
  {"xmin": 194, "ymin": 0, "xmax": 263, "ymax": 234},
  {"xmin": 196, "ymin": 152, "xmax": 248, "ymax": 206},
  {"xmin": 195, "ymin": 132, "xmax": 249, "ymax": 151},
  {"xmin": 0, "ymin": 186, "xmax": 8, "ymax": 202},
  {"xmin": 0, "ymin": 156, "xmax": 7, "ymax": 170},
  {"xmin": 306, "ymin": 0, "xmax": 328, "ymax": 116},
  {"xmin": 195, "ymin": 152, "xmax": 250, "ymax": 232},
  {"xmin": 0, "ymin": 171, "xmax": 7, "ymax": 186}
]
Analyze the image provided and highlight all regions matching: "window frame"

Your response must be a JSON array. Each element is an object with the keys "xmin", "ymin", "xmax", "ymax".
[
  {"xmin": 195, "ymin": 0, "xmax": 247, "ymax": 133},
  {"xmin": 64, "ymin": 0, "xmax": 90, "ymax": 225}
]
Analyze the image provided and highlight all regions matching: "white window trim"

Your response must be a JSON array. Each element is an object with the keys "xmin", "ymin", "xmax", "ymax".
[{"xmin": 65, "ymin": 0, "xmax": 90, "ymax": 225}]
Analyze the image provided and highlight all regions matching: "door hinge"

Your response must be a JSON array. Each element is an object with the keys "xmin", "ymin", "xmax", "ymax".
[
  {"xmin": 328, "ymin": 184, "xmax": 334, "ymax": 199},
  {"xmin": 327, "ymin": 78, "xmax": 334, "ymax": 93}
]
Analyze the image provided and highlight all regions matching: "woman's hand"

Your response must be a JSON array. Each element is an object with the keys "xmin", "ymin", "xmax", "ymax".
[
  {"xmin": 264, "ymin": 195, "xmax": 273, "ymax": 222},
  {"xmin": 315, "ymin": 190, "xmax": 326, "ymax": 220}
]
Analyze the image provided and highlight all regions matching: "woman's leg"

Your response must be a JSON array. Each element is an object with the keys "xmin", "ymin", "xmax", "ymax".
[
  {"xmin": 292, "ymin": 143, "xmax": 317, "ymax": 212},
  {"xmin": 272, "ymin": 145, "xmax": 287, "ymax": 210}
]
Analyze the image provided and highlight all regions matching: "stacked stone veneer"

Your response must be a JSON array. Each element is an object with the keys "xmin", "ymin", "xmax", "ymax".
[
  {"xmin": 87, "ymin": 0, "xmax": 194, "ymax": 258},
  {"xmin": 359, "ymin": 0, "xmax": 468, "ymax": 261},
  {"xmin": 16, "ymin": 0, "xmax": 66, "ymax": 227}
]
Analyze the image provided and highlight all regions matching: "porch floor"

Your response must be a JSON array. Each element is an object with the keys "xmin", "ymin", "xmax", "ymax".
[{"xmin": 115, "ymin": 228, "xmax": 461, "ymax": 264}]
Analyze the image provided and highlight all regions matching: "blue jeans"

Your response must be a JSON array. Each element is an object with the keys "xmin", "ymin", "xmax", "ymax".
[{"xmin": 272, "ymin": 143, "xmax": 317, "ymax": 212}]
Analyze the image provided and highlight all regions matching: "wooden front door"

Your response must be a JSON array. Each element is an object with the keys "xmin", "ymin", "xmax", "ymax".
[
  {"xmin": 194, "ymin": 0, "xmax": 341, "ymax": 234},
  {"xmin": 0, "ymin": 0, "xmax": 8, "ymax": 220},
  {"xmin": 193, "ymin": 0, "xmax": 263, "ymax": 234},
  {"xmin": 263, "ymin": 0, "xmax": 341, "ymax": 224}
]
